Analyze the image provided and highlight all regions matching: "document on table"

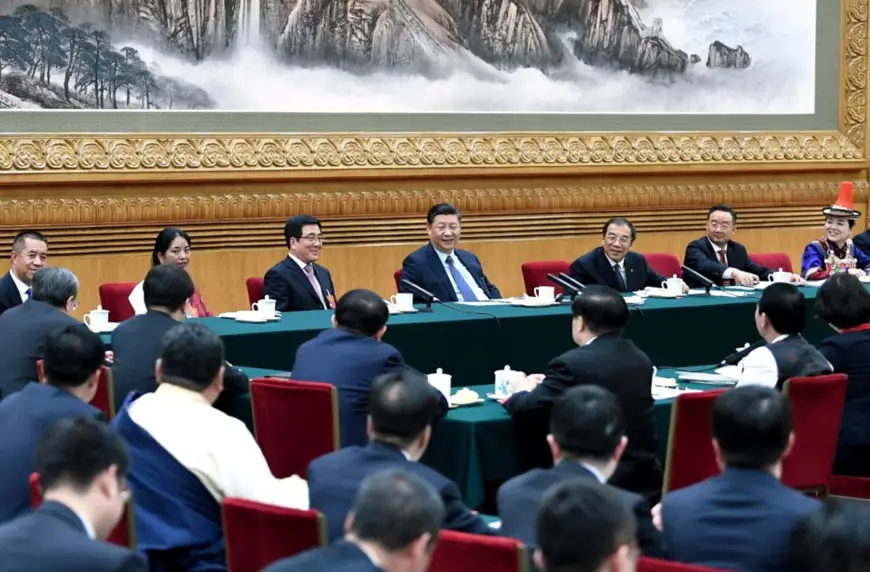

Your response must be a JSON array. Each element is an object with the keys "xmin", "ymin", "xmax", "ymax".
[
  {"xmin": 453, "ymin": 299, "xmax": 513, "ymax": 306},
  {"xmin": 652, "ymin": 386, "xmax": 701, "ymax": 400},
  {"xmin": 677, "ymin": 366, "xmax": 739, "ymax": 385},
  {"xmin": 686, "ymin": 289, "xmax": 749, "ymax": 297}
]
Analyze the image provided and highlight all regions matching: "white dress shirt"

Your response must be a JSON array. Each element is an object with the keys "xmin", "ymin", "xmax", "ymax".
[
  {"xmin": 605, "ymin": 255, "xmax": 627, "ymax": 287},
  {"xmin": 288, "ymin": 253, "xmax": 327, "ymax": 308},
  {"xmin": 735, "ymin": 335, "xmax": 788, "ymax": 388},
  {"xmin": 9, "ymin": 270, "xmax": 30, "ymax": 303},
  {"xmin": 708, "ymin": 239, "xmax": 736, "ymax": 280},
  {"xmin": 128, "ymin": 384, "xmax": 308, "ymax": 509},
  {"xmin": 129, "ymin": 281, "xmax": 146, "ymax": 315},
  {"xmin": 580, "ymin": 462, "xmax": 607, "ymax": 483},
  {"xmin": 434, "ymin": 248, "xmax": 489, "ymax": 301},
  {"xmin": 72, "ymin": 507, "xmax": 97, "ymax": 539}
]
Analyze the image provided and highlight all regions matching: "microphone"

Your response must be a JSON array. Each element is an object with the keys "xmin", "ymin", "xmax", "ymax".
[
  {"xmin": 546, "ymin": 273, "xmax": 580, "ymax": 296},
  {"xmin": 680, "ymin": 264, "xmax": 737, "ymax": 296},
  {"xmin": 559, "ymin": 273, "xmax": 586, "ymax": 291},
  {"xmin": 718, "ymin": 340, "xmax": 765, "ymax": 366},
  {"xmin": 400, "ymin": 278, "xmax": 439, "ymax": 312}
]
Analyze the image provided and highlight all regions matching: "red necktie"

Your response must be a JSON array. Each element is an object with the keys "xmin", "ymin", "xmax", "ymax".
[{"xmin": 718, "ymin": 250, "xmax": 733, "ymax": 285}]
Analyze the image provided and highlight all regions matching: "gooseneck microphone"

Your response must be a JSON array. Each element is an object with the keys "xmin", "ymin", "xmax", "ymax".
[
  {"xmin": 400, "ymin": 278, "xmax": 439, "ymax": 312},
  {"xmin": 718, "ymin": 340, "xmax": 765, "ymax": 366}
]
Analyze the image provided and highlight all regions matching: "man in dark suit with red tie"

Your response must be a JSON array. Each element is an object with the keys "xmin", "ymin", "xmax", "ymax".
[{"xmin": 264, "ymin": 215, "xmax": 337, "ymax": 313}]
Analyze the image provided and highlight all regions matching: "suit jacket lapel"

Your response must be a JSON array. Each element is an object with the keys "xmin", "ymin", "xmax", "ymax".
[
  {"xmin": 284, "ymin": 258, "xmax": 323, "ymax": 306},
  {"xmin": 594, "ymin": 249, "xmax": 620, "ymax": 290},
  {"xmin": 455, "ymin": 250, "xmax": 488, "ymax": 293},
  {"xmin": 425, "ymin": 244, "xmax": 456, "ymax": 301}
]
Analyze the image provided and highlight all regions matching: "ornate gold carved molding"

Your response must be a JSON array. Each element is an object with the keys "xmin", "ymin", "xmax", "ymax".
[{"xmin": 846, "ymin": 0, "xmax": 868, "ymax": 154}]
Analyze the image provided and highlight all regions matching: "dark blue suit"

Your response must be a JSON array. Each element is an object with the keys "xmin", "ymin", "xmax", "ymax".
[
  {"xmin": 263, "ymin": 540, "xmax": 381, "ymax": 572},
  {"xmin": 570, "ymin": 247, "xmax": 667, "ymax": 293},
  {"xmin": 0, "ymin": 383, "xmax": 102, "ymax": 524},
  {"xmin": 0, "ymin": 500, "xmax": 147, "ymax": 571},
  {"xmin": 0, "ymin": 271, "xmax": 22, "ymax": 317},
  {"xmin": 661, "ymin": 467, "xmax": 819, "ymax": 572},
  {"xmin": 400, "ymin": 243, "xmax": 500, "ymax": 302},
  {"xmin": 263, "ymin": 257, "xmax": 335, "ymax": 313},
  {"xmin": 683, "ymin": 237, "xmax": 772, "ymax": 288},
  {"xmin": 308, "ymin": 441, "xmax": 491, "ymax": 542},
  {"xmin": 497, "ymin": 462, "xmax": 661, "ymax": 557}
]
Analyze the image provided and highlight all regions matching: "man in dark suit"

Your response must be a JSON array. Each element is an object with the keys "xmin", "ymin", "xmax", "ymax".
[
  {"xmin": 264, "ymin": 215, "xmax": 336, "ymax": 312},
  {"xmin": 660, "ymin": 386, "xmax": 820, "ymax": 571},
  {"xmin": 308, "ymin": 369, "xmax": 492, "ymax": 542},
  {"xmin": 503, "ymin": 285, "xmax": 662, "ymax": 503},
  {"xmin": 265, "ymin": 470, "xmax": 444, "ymax": 572},
  {"xmin": 0, "ymin": 230, "xmax": 48, "ymax": 317},
  {"xmin": 0, "ymin": 417, "xmax": 147, "ymax": 571},
  {"xmin": 0, "ymin": 267, "xmax": 81, "ymax": 400},
  {"xmin": 571, "ymin": 217, "xmax": 686, "ymax": 293},
  {"xmin": 0, "ymin": 325, "xmax": 106, "ymax": 524},
  {"xmin": 110, "ymin": 263, "xmax": 249, "ymax": 413},
  {"xmin": 498, "ymin": 385, "xmax": 661, "ymax": 558},
  {"xmin": 400, "ymin": 203, "xmax": 500, "ymax": 302}
]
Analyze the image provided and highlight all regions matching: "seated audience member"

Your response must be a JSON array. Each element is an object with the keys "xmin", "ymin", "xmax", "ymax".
[
  {"xmin": 735, "ymin": 283, "xmax": 832, "ymax": 389},
  {"xmin": 0, "ymin": 230, "xmax": 48, "ymax": 316},
  {"xmin": 110, "ymin": 263, "xmax": 248, "ymax": 413},
  {"xmin": 814, "ymin": 273, "xmax": 870, "ymax": 476},
  {"xmin": 265, "ymin": 470, "xmax": 444, "ymax": 572},
  {"xmin": 264, "ymin": 215, "xmax": 336, "ymax": 312},
  {"xmin": 570, "ymin": 217, "xmax": 686, "ymax": 293},
  {"xmin": 129, "ymin": 227, "xmax": 212, "ymax": 317},
  {"xmin": 400, "ymin": 203, "xmax": 500, "ymax": 303},
  {"xmin": 787, "ymin": 500, "xmax": 870, "ymax": 572},
  {"xmin": 660, "ymin": 385, "xmax": 819, "ymax": 572},
  {"xmin": 292, "ymin": 289, "xmax": 446, "ymax": 447},
  {"xmin": 498, "ymin": 385, "xmax": 660, "ymax": 557},
  {"xmin": 0, "ymin": 417, "xmax": 147, "ymax": 571},
  {"xmin": 308, "ymin": 369, "xmax": 490, "ymax": 542},
  {"xmin": 535, "ymin": 480, "xmax": 639, "ymax": 572},
  {"xmin": 503, "ymin": 285, "xmax": 662, "ymax": 503},
  {"xmin": 801, "ymin": 182, "xmax": 870, "ymax": 280},
  {"xmin": 0, "ymin": 267, "xmax": 81, "ymax": 399},
  {"xmin": 113, "ymin": 323, "xmax": 307, "ymax": 571},
  {"xmin": 0, "ymin": 325, "xmax": 106, "ymax": 524}
]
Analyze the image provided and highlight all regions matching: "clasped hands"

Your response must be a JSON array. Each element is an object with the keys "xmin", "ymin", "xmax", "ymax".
[{"xmin": 498, "ymin": 372, "xmax": 545, "ymax": 403}]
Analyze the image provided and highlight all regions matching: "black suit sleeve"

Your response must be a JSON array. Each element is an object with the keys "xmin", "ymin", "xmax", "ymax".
[
  {"xmin": 503, "ymin": 358, "xmax": 573, "ymax": 415},
  {"xmin": 441, "ymin": 480, "xmax": 493, "ymax": 535},
  {"xmin": 117, "ymin": 551, "xmax": 149, "ymax": 572},
  {"xmin": 684, "ymin": 241, "xmax": 726, "ymax": 284},
  {"xmin": 630, "ymin": 496, "xmax": 663, "ymax": 557},
  {"xmin": 569, "ymin": 256, "xmax": 597, "ymax": 285},
  {"xmin": 264, "ymin": 267, "xmax": 293, "ymax": 313},
  {"xmin": 475, "ymin": 255, "xmax": 501, "ymax": 298},
  {"xmin": 400, "ymin": 256, "xmax": 426, "ymax": 302}
]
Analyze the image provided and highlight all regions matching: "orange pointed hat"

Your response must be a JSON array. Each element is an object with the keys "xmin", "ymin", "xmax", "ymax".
[{"xmin": 823, "ymin": 181, "xmax": 861, "ymax": 218}]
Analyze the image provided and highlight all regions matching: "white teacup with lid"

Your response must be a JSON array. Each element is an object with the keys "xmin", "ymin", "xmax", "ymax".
[
  {"xmin": 251, "ymin": 295, "xmax": 277, "ymax": 316},
  {"xmin": 427, "ymin": 368, "xmax": 452, "ymax": 399},
  {"xmin": 84, "ymin": 305, "xmax": 110, "ymax": 330}
]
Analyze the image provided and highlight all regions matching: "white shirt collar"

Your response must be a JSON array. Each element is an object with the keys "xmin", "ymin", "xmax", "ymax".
[
  {"xmin": 707, "ymin": 238, "xmax": 726, "ymax": 253},
  {"xmin": 580, "ymin": 462, "xmax": 607, "ymax": 484},
  {"xmin": 771, "ymin": 334, "xmax": 790, "ymax": 344},
  {"xmin": 604, "ymin": 254, "xmax": 625, "ymax": 270},
  {"xmin": 353, "ymin": 540, "xmax": 383, "ymax": 568},
  {"xmin": 584, "ymin": 336, "xmax": 598, "ymax": 346},
  {"xmin": 72, "ymin": 507, "xmax": 97, "ymax": 539},
  {"xmin": 287, "ymin": 252, "xmax": 309, "ymax": 271},
  {"xmin": 434, "ymin": 247, "xmax": 455, "ymax": 263},
  {"xmin": 8, "ymin": 269, "xmax": 29, "ymax": 297}
]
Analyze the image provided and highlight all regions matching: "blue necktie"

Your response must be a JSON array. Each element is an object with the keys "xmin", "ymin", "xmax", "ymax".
[
  {"xmin": 613, "ymin": 263, "xmax": 627, "ymax": 292},
  {"xmin": 445, "ymin": 255, "xmax": 478, "ymax": 301},
  {"xmin": 24, "ymin": 287, "xmax": 31, "ymax": 299}
]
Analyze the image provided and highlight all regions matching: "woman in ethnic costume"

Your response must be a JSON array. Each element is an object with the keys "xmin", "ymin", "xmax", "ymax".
[{"xmin": 801, "ymin": 182, "xmax": 870, "ymax": 280}]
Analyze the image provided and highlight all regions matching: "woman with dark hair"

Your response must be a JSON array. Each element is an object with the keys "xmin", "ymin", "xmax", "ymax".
[
  {"xmin": 128, "ymin": 228, "xmax": 212, "ymax": 317},
  {"xmin": 801, "ymin": 182, "xmax": 870, "ymax": 280},
  {"xmin": 815, "ymin": 273, "xmax": 870, "ymax": 475}
]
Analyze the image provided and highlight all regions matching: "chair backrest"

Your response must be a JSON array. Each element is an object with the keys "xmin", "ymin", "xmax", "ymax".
[
  {"xmin": 520, "ymin": 261, "xmax": 571, "ymax": 296},
  {"xmin": 222, "ymin": 497, "xmax": 326, "ymax": 572},
  {"xmin": 91, "ymin": 366, "xmax": 117, "ymax": 421},
  {"xmin": 394, "ymin": 269, "xmax": 403, "ymax": 292},
  {"xmin": 643, "ymin": 253, "xmax": 682, "ymax": 279},
  {"xmin": 427, "ymin": 529, "xmax": 528, "ymax": 572},
  {"xmin": 245, "ymin": 277, "xmax": 265, "ymax": 307},
  {"xmin": 781, "ymin": 374, "xmax": 848, "ymax": 493},
  {"xmin": 639, "ymin": 556, "xmax": 729, "ymax": 571},
  {"xmin": 748, "ymin": 252, "xmax": 794, "ymax": 274},
  {"xmin": 98, "ymin": 282, "xmax": 138, "ymax": 322},
  {"xmin": 250, "ymin": 377, "xmax": 340, "ymax": 479},
  {"xmin": 662, "ymin": 390, "xmax": 727, "ymax": 495},
  {"xmin": 829, "ymin": 474, "xmax": 870, "ymax": 500}
]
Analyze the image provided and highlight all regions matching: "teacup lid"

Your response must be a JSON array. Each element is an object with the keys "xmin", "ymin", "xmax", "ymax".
[
  {"xmin": 504, "ymin": 365, "xmax": 511, "ymax": 371},
  {"xmin": 672, "ymin": 274, "xmax": 678, "ymax": 279},
  {"xmin": 429, "ymin": 368, "xmax": 450, "ymax": 378}
]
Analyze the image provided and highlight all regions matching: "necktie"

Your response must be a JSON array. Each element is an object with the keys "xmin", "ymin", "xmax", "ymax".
[
  {"xmin": 445, "ymin": 256, "xmax": 478, "ymax": 301},
  {"xmin": 304, "ymin": 264, "xmax": 326, "ymax": 308},
  {"xmin": 24, "ymin": 287, "xmax": 31, "ymax": 300},
  {"xmin": 613, "ymin": 263, "xmax": 627, "ymax": 291},
  {"xmin": 717, "ymin": 250, "xmax": 733, "ymax": 286}
]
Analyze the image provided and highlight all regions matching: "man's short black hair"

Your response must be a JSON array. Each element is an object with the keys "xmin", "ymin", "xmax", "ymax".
[
  {"xmin": 787, "ymin": 499, "xmax": 870, "ymax": 572},
  {"xmin": 37, "ymin": 417, "xmax": 130, "ymax": 492},
  {"xmin": 537, "ymin": 480, "xmax": 637, "ymax": 572},
  {"xmin": 712, "ymin": 385, "xmax": 792, "ymax": 468},
  {"xmin": 426, "ymin": 204, "xmax": 461, "ymax": 225},
  {"xmin": 350, "ymin": 470, "xmax": 444, "ymax": 551},
  {"xmin": 12, "ymin": 230, "xmax": 47, "ymax": 250},
  {"xmin": 160, "ymin": 323, "xmax": 225, "ymax": 391},
  {"xmin": 368, "ymin": 370, "xmax": 440, "ymax": 445},
  {"xmin": 571, "ymin": 285, "xmax": 629, "ymax": 335},
  {"xmin": 707, "ymin": 204, "xmax": 737, "ymax": 223},
  {"xmin": 43, "ymin": 325, "xmax": 106, "ymax": 388},
  {"xmin": 335, "ymin": 289, "xmax": 389, "ymax": 336},
  {"xmin": 815, "ymin": 273, "xmax": 870, "ymax": 329},
  {"xmin": 601, "ymin": 217, "xmax": 637, "ymax": 242},
  {"xmin": 757, "ymin": 283, "xmax": 806, "ymax": 335},
  {"xmin": 284, "ymin": 215, "xmax": 321, "ymax": 248},
  {"xmin": 143, "ymin": 263, "xmax": 195, "ymax": 312},
  {"xmin": 551, "ymin": 386, "xmax": 625, "ymax": 462}
]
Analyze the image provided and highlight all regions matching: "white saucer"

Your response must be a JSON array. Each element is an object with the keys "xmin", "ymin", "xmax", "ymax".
[
  {"xmin": 509, "ymin": 297, "xmax": 556, "ymax": 308},
  {"xmin": 88, "ymin": 322, "xmax": 119, "ymax": 334}
]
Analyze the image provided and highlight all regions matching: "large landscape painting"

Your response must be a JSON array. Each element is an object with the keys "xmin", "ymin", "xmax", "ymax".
[{"xmin": 0, "ymin": 0, "xmax": 816, "ymax": 112}]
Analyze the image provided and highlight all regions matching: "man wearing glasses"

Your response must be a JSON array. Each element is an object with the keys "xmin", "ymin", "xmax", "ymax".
[
  {"xmin": 570, "ymin": 217, "xmax": 684, "ymax": 293},
  {"xmin": 264, "ymin": 215, "xmax": 337, "ymax": 312}
]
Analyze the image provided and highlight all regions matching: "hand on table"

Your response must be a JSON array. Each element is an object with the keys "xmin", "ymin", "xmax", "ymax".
[
  {"xmin": 104, "ymin": 351, "xmax": 114, "ymax": 363},
  {"xmin": 508, "ymin": 373, "xmax": 542, "ymax": 394},
  {"xmin": 788, "ymin": 273, "xmax": 806, "ymax": 285},
  {"xmin": 732, "ymin": 270, "xmax": 759, "ymax": 286}
]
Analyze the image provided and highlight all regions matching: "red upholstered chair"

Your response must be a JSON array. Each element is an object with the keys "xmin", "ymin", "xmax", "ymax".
[
  {"xmin": 91, "ymin": 366, "xmax": 117, "ymax": 420},
  {"xmin": 394, "ymin": 269, "xmax": 403, "ymax": 292},
  {"xmin": 781, "ymin": 374, "xmax": 848, "ymax": 495},
  {"xmin": 520, "ymin": 261, "xmax": 571, "ymax": 296},
  {"xmin": 427, "ymin": 529, "xmax": 528, "ymax": 572},
  {"xmin": 662, "ymin": 390, "xmax": 727, "ymax": 495},
  {"xmin": 830, "ymin": 475, "xmax": 870, "ymax": 500},
  {"xmin": 749, "ymin": 252, "xmax": 794, "ymax": 274},
  {"xmin": 245, "ymin": 277, "xmax": 265, "ymax": 307},
  {"xmin": 98, "ymin": 283, "xmax": 137, "ymax": 322},
  {"xmin": 250, "ymin": 377, "xmax": 340, "ymax": 479},
  {"xmin": 222, "ymin": 497, "xmax": 326, "ymax": 572},
  {"xmin": 643, "ymin": 253, "xmax": 682, "ymax": 279},
  {"xmin": 639, "ymin": 557, "xmax": 729, "ymax": 571}
]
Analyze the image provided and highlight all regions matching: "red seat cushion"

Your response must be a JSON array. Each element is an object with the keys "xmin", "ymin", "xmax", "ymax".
[
  {"xmin": 639, "ymin": 556, "xmax": 730, "ymax": 571},
  {"xmin": 428, "ymin": 529, "xmax": 527, "ymax": 572},
  {"xmin": 90, "ymin": 366, "xmax": 116, "ymax": 421},
  {"xmin": 663, "ymin": 390, "xmax": 727, "ymax": 494},
  {"xmin": 520, "ymin": 261, "xmax": 571, "ymax": 296},
  {"xmin": 98, "ymin": 283, "xmax": 138, "ymax": 322},
  {"xmin": 643, "ymin": 253, "xmax": 682, "ymax": 279},
  {"xmin": 394, "ymin": 269, "xmax": 402, "ymax": 292},
  {"xmin": 246, "ymin": 277, "xmax": 265, "ymax": 307},
  {"xmin": 749, "ymin": 253, "xmax": 793, "ymax": 274}
]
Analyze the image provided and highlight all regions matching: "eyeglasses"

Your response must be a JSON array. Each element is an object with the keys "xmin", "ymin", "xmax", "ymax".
[
  {"xmin": 708, "ymin": 222, "xmax": 733, "ymax": 230},
  {"xmin": 605, "ymin": 234, "xmax": 632, "ymax": 246},
  {"xmin": 300, "ymin": 234, "xmax": 325, "ymax": 244}
]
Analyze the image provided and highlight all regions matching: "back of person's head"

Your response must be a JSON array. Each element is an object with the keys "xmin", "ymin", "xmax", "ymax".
[
  {"xmin": 158, "ymin": 322, "xmax": 225, "ymax": 394},
  {"xmin": 334, "ymin": 289, "xmax": 389, "ymax": 337},
  {"xmin": 143, "ymin": 262, "xmax": 195, "ymax": 312},
  {"xmin": 368, "ymin": 370, "xmax": 440, "ymax": 451},
  {"xmin": 37, "ymin": 417, "xmax": 130, "ymax": 539},
  {"xmin": 787, "ymin": 500, "xmax": 870, "ymax": 572},
  {"xmin": 757, "ymin": 283, "xmax": 806, "ymax": 335},
  {"xmin": 550, "ymin": 385, "xmax": 626, "ymax": 464},
  {"xmin": 31, "ymin": 267, "xmax": 78, "ymax": 309},
  {"xmin": 42, "ymin": 324, "xmax": 106, "ymax": 395},
  {"xmin": 151, "ymin": 227, "xmax": 191, "ymax": 266},
  {"xmin": 347, "ymin": 470, "xmax": 444, "ymax": 567},
  {"xmin": 571, "ymin": 285, "xmax": 629, "ymax": 335},
  {"xmin": 815, "ymin": 272, "xmax": 870, "ymax": 329},
  {"xmin": 536, "ymin": 480, "xmax": 638, "ymax": 572},
  {"xmin": 712, "ymin": 385, "xmax": 793, "ymax": 470}
]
